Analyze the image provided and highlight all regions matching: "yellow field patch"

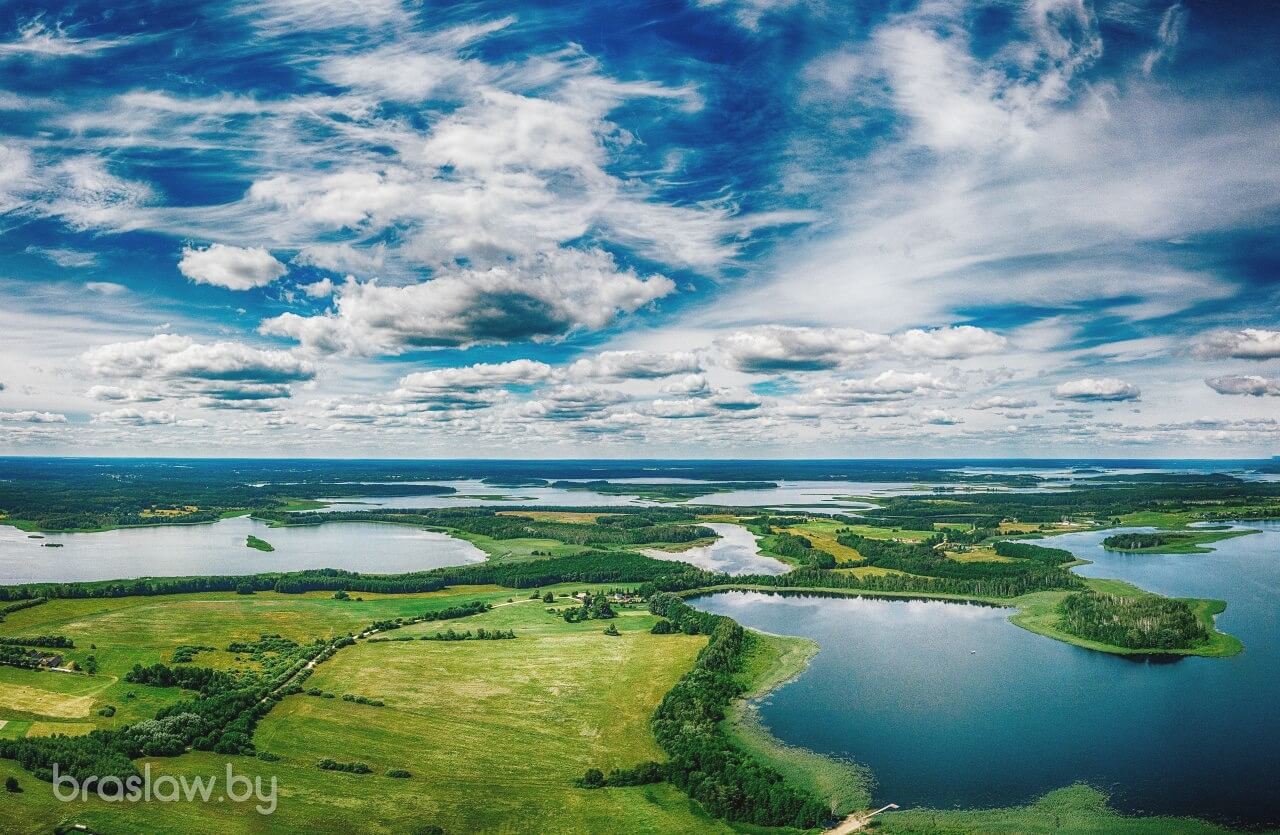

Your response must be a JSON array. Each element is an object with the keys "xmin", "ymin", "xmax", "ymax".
[
  {"xmin": 496, "ymin": 510, "xmax": 604, "ymax": 523},
  {"xmin": 0, "ymin": 681, "xmax": 103, "ymax": 719},
  {"xmin": 26, "ymin": 721, "xmax": 96, "ymax": 737},
  {"xmin": 781, "ymin": 526, "xmax": 863, "ymax": 563},
  {"xmin": 943, "ymin": 547, "xmax": 1015, "ymax": 563},
  {"xmin": 835, "ymin": 565, "xmax": 907, "ymax": 578},
  {"xmin": 998, "ymin": 521, "xmax": 1044, "ymax": 534}
]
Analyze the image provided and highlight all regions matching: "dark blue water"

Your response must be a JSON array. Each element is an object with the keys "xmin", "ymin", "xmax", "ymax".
[{"xmin": 692, "ymin": 522, "xmax": 1280, "ymax": 829}]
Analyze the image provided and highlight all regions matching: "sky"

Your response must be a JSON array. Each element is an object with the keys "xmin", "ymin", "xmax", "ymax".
[{"xmin": 0, "ymin": 0, "xmax": 1278, "ymax": 458}]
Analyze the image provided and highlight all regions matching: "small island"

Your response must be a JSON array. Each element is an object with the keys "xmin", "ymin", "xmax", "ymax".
[
  {"xmin": 1102, "ymin": 529, "xmax": 1254, "ymax": 553},
  {"xmin": 245, "ymin": 534, "xmax": 275, "ymax": 552}
]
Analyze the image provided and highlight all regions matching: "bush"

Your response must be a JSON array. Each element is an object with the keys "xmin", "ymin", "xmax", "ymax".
[
  {"xmin": 386, "ymin": 769, "xmax": 412, "ymax": 778},
  {"xmin": 5, "ymin": 775, "xmax": 20, "ymax": 792}
]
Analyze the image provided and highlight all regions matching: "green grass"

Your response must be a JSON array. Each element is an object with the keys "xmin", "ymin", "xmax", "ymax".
[
  {"xmin": 875, "ymin": 783, "xmax": 1231, "ymax": 833},
  {"xmin": 1007, "ymin": 579, "xmax": 1243, "ymax": 658},
  {"xmin": 0, "ymin": 587, "xmax": 741, "ymax": 834},
  {"xmin": 245, "ymin": 534, "xmax": 275, "ymax": 552}
]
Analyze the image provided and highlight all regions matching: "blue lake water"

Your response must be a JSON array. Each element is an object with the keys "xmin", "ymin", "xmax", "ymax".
[
  {"xmin": 0, "ymin": 515, "xmax": 486, "ymax": 584},
  {"xmin": 642, "ymin": 523, "xmax": 791, "ymax": 575},
  {"xmin": 692, "ymin": 522, "xmax": 1280, "ymax": 829}
]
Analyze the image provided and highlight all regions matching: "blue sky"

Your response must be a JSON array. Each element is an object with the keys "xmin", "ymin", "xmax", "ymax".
[{"xmin": 0, "ymin": 0, "xmax": 1278, "ymax": 457}]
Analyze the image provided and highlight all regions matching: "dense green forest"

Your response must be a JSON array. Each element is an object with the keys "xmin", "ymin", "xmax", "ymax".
[{"xmin": 1057, "ymin": 593, "xmax": 1208, "ymax": 649}]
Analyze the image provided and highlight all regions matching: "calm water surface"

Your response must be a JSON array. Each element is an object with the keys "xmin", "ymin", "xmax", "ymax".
[
  {"xmin": 0, "ymin": 516, "xmax": 486, "ymax": 584},
  {"xmin": 642, "ymin": 523, "xmax": 790, "ymax": 575},
  {"xmin": 693, "ymin": 522, "xmax": 1280, "ymax": 829}
]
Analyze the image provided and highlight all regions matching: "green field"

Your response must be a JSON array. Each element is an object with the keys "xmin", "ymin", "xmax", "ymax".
[{"xmin": 0, "ymin": 586, "xmax": 742, "ymax": 834}]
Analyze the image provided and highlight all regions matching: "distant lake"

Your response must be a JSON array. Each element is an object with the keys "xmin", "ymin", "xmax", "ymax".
[
  {"xmin": 0, "ymin": 516, "xmax": 486, "ymax": 584},
  {"xmin": 692, "ymin": 522, "xmax": 1280, "ymax": 829},
  {"xmin": 642, "ymin": 523, "xmax": 791, "ymax": 575}
]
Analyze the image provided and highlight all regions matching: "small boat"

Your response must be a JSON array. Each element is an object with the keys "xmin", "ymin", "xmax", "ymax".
[{"xmin": 970, "ymin": 650, "xmax": 976, "ymax": 654}]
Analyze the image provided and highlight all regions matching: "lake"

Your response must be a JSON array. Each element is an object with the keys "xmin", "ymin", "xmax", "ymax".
[
  {"xmin": 692, "ymin": 521, "xmax": 1280, "ymax": 829},
  {"xmin": 0, "ymin": 515, "xmax": 486, "ymax": 584},
  {"xmin": 641, "ymin": 522, "xmax": 791, "ymax": 575}
]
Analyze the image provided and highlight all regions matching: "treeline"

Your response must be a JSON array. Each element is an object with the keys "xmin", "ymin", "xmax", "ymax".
[
  {"xmin": 1102, "ymin": 533, "xmax": 1170, "ymax": 550},
  {"xmin": 1057, "ymin": 592, "xmax": 1208, "ymax": 650},
  {"xmin": 0, "ymin": 634, "xmax": 72, "ymax": 648},
  {"xmin": 272, "ymin": 507, "xmax": 714, "ymax": 547},
  {"xmin": 860, "ymin": 477, "xmax": 1280, "ymax": 528},
  {"xmin": 991, "ymin": 541, "xmax": 1076, "ymax": 565},
  {"xmin": 125, "ymin": 663, "xmax": 234, "ymax": 694},
  {"xmin": 765, "ymin": 532, "xmax": 836, "ymax": 569},
  {"xmin": 835, "ymin": 534, "xmax": 1080, "ymax": 589},
  {"xmin": 0, "ymin": 597, "xmax": 46, "ymax": 620},
  {"xmin": 642, "ymin": 593, "xmax": 831, "ymax": 828}
]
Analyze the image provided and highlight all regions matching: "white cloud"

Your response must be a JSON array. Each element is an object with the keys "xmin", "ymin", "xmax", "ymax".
[
  {"xmin": 293, "ymin": 243, "xmax": 386, "ymax": 276},
  {"xmin": 1142, "ymin": 4, "xmax": 1188, "ymax": 75},
  {"xmin": 524, "ymin": 385, "xmax": 629, "ymax": 420},
  {"xmin": 717, "ymin": 326, "xmax": 889, "ymax": 372},
  {"xmin": 25, "ymin": 246, "xmax": 98, "ymax": 268},
  {"xmin": 1204, "ymin": 375, "xmax": 1280, "ymax": 397},
  {"xmin": 891, "ymin": 326, "xmax": 1006, "ymax": 359},
  {"xmin": 1193, "ymin": 329, "xmax": 1280, "ymax": 361},
  {"xmin": 262, "ymin": 249, "xmax": 674, "ymax": 354},
  {"xmin": 178, "ymin": 244, "xmax": 288, "ymax": 291},
  {"xmin": 807, "ymin": 370, "xmax": 961, "ymax": 405},
  {"xmin": 393, "ymin": 360, "xmax": 555, "ymax": 403},
  {"xmin": 299, "ymin": 278, "xmax": 337, "ymax": 299},
  {"xmin": 1052, "ymin": 377, "xmax": 1141, "ymax": 402},
  {"xmin": 568, "ymin": 350, "xmax": 702, "ymax": 381},
  {"xmin": 92, "ymin": 408, "xmax": 181, "ymax": 426},
  {"xmin": 972, "ymin": 395, "xmax": 1038, "ymax": 410},
  {"xmin": 87, "ymin": 384, "xmax": 164, "ymax": 403},
  {"xmin": 661, "ymin": 374, "xmax": 712, "ymax": 397},
  {"xmin": 85, "ymin": 281, "xmax": 127, "ymax": 295},
  {"xmin": 0, "ymin": 410, "xmax": 67, "ymax": 423},
  {"xmin": 81, "ymin": 334, "xmax": 315, "ymax": 410},
  {"xmin": 0, "ymin": 17, "xmax": 136, "ymax": 58}
]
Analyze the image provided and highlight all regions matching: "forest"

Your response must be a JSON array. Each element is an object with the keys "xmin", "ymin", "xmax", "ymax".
[{"xmin": 1056, "ymin": 592, "xmax": 1209, "ymax": 650}]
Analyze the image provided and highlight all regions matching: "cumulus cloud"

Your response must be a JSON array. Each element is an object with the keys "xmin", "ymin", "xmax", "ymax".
[
  {"xmin": 717, "ymin": 326, "xmax": 889, "ymax": 372},
  {"xmin": 0, "ymin": 410, "xmax": 67, "ymax": 423},
  {"xmin": 91, "ymin": 408, "xmax": 184, "ymax": 425},
  {"xmin": 1193, "ymin": 329, "xmax": 1280, "ymax": 360},
  {"xmin": 389, "ymin": 360, "xmax": 555, "ymax": 409},
  {"xmin": 715, "ymin": 324, "xmax": 1004, "ymax": 372},
  {"xmin": 1204, "ymin": 375, "xmax": 1280, "ymax": 397},
  {"xmin": 178, "ymin": 244, "xmax": 288, "ymax": 290},
  {"xmin": 1052, "ymin": 377, "xmax": 1141, "ymax": 402},
  {"xmin": 261, "ymin": 249, "xmax": 674, "ymax": 354},
  {"xmin": 891, "ymin": 326, "xmax": 1006, "ymax": 359},
  {"xmin": 660, "ymin": 374, "xmax": 712, "ymax": 397},
  {"xmin": 807, "ymin": 370, "xmax": 961, "ymax": 405},
  {"xmin": 568, "ymin": 350, "xmax": 702, "ymax": 381},
  {"xmin": 524, "ymin": 385, "xmax": 629, "ymax": 420},
  {"xmin": 921, "ymin": 409, "xmax": 962, "ymax": 425},
  {"xmin": 972, "ymin": 395, "xmax": 1038, "ymax": 410},
  {"xmin": 87, "ymin": 384, "xmax": 164, "ymax": 403},
  {"xmin": 84, "ymin": 334, "xmax": 315, "ymax": 383}
]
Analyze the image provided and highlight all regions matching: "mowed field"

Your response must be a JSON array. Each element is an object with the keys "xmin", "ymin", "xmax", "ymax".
[{"xmin": 0, "ymin": 586, "xmax": 740, "ymax": 834}]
